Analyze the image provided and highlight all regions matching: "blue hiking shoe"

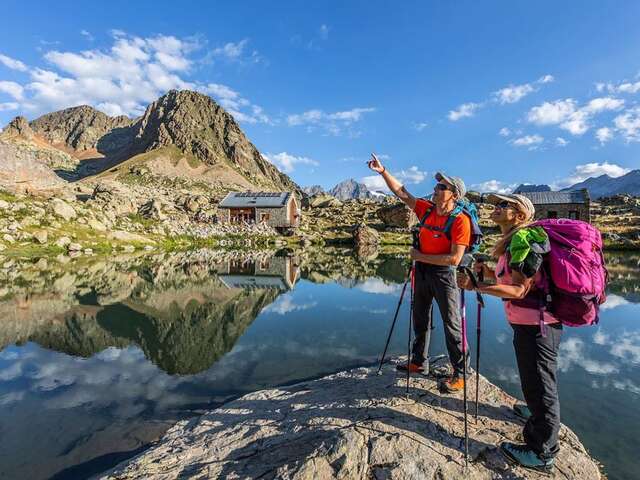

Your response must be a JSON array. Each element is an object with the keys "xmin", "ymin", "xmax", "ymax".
[
  {"xmin": 513, "ymin": 404, "xmax": 532, "ymax": 420},
  {"xmin": 500, "ymin": 442, "xmax": 555, "ymax": 473}
]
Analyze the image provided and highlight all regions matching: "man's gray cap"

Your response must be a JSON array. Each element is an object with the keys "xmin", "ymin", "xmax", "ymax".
[{"xmin": 435, "ymin": 172, "xmax": 466, "ymax": 198}]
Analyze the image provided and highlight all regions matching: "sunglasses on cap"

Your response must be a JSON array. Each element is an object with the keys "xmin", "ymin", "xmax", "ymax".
[
  {"xmin": 495, "ymin": 200, "xmax": 517, "ymax": 210},
  {"xmin": 434, "ymin": 183, "xmax": 452, "ymax": 192}
]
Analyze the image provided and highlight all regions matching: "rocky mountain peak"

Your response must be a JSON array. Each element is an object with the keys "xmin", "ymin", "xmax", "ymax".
[
  {"xmin": 513, "ymin": 184, "xmax": 551, "ymax": 193},
  {"xmin": 133, "ymin": 89, "xmax": 301, "ymax": 194},
  {"xmin": 0, "ymin": 116, "xmax": 34, "ymax": 140},
  {"xmin": 30, "ymin": 105, "xmax": 132, "ymax": 151},
  {"xmin": 330, "ymin": 178, "xmax": 376, "ymax": 201}
]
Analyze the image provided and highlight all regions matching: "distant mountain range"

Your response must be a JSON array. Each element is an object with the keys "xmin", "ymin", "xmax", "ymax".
[
  {"xmin": 561, "ymin": 170, "xmax": 640, "ymax": 198},
  {"xmin": 303, "ymin": 179, "xmax": 389, "ymax": 201},
  {"xmin": 514, "ymin": 184, "xmax": 551, "ymax": 193},
  {"xmin": 512, "ymin": 171, "xmax": 640, "ymax": 199}
]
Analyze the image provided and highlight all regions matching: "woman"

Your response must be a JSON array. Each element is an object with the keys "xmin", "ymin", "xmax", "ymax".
[{"xmin": 457, "ymin": 193, "xmax": 560, "ymax": 473}]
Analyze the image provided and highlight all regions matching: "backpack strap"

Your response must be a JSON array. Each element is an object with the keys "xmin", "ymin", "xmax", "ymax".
[
  {"xmin": 418, "ymin": 203, "xmax": 435, "ymax": 226},
  {"xmin": 441, "ymin": 206, "xmax": 463, "ymax": 240},
  {"xmin": 418, "ymin": 202, "xmax": 463, "ymax": 239}
]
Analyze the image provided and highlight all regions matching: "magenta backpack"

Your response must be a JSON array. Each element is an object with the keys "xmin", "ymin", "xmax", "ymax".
[{"xmin": 527, "ymin": 219, "xmax": 608, "ymax": 329}]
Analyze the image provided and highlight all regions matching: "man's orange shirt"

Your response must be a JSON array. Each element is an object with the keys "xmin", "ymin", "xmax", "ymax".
[{"xmin": 413, "ymin": 199, "xmax": 471, "ymax": 255}]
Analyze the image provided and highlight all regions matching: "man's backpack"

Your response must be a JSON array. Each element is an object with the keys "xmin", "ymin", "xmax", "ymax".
[{"xmin": 418, "ymin": 199, "xmax": 483, "ymax": 253}]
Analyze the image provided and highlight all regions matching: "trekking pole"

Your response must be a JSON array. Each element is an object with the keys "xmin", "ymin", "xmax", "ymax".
[
  {"xmin": 474, "ymin": 266, "xmax": 484, "ymax": 421},
  {"xmin": 461, "ymin": 289, "xmax": 469, "ymax": 469},
  {"xmin": 406, "ymin": 262, "xmax": 415, "ymax": 398},
  {"xmin": 376, "ymin": 264, "xmax": 412, "ymax": 375}
]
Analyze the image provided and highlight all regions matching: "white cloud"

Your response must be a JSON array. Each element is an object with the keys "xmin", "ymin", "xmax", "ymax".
[
  {"xmin": 396, "ymin": 166, "xmax": 426, "ymax": 184},
  {"xmin": 527, "ymin": 99, "xmax": 577, "ymax": 125},
  {"xmin": 610, "ymin": 333, "xmax": 640, "ymax": 365},
  {"xmin": 595, "ymin": 127, "xmax": 613, "ymax": 145},
  {"xmin": 80, "ymin": 30, "xmax": 95, "ymax": 42},
  {"xmin": 599, "ymin": 80, "xmax": 640, "ymax": 95},
  {"xmin": 361, "ymin": 165, "xmax": 425, "ymax": 191},
  {"xmin": 355, "ymin": 278, "xmax": 401, "ymax": 295},
  {"xmin": 555, "ymin": 137, "xmax": 569, "ymax": 147},
  {"xmin": 286, "ymin": 107, "xmax": 375, "ymax": 135},
  {"xmin": 583, "ymin": 97, "xmax": 625, "ymax": 114},
  {"xmin": 263, "ymin": 152, "xmax": 319, "ymax": 173},
  {"xmin": 319, "ymin": 24, "xmax": 330, "ymax": 40},
  {"xmin": 512, "ymin": 134, "xmax": 544, "ymax": 148},
  {"xmin": 262, "ymin": 294, "xmax": 317, "ymax": 315},
  {"xmin": 600, "ymin": 294, "xmax": 630, "ymax": 311},
  {"xmin": 210, "ymin": 39, "xmax": 248, "ymax": 60},
  {"xmin": 559, "ymin": 161, "xmax": 631, "ymax": 187},
  {"xmin": 413, "ymin": 122, "xmax": 429, "ymax": 131},
  {"xmin": 558, "ymin": 337, "xmax": 618, "ymax": 375},
  {"xmin": 527, "ymin": 97, "xmax": 624, "ymax": 136},
  {"xmin": 0, "ymin": 81, "xmax": 24, "ymax": 100},
  {"xmin": 470, "ymin": 180, "xmax": 516, "ymax": 194},
  {"xmin": 614, "ymin": 107, "xmax": 640, "ymax": 142},
  {"xmin": 493, "ymin": 83, "xmax": 535, "ymax": 104},
  {"xmin": 0, "ymin": 53, "xmax": 28, "ymax": 72},
  {"xmin": 361, "ymin": 174, "xmax": 388, "ymax": 192},
  {"xmin": 0, "ymin": 33, "xmax": 268, "ymax": 124},
  {"xmin": 0, "ymin": 102, "xmax": 18, "ymax": 111},
  {"xmin": 493, "ymin": 74, "xmax": 555, "ymax": 105},
  {"xmin": 207, "ymin": 39, "xmax": 264, "ymax": 66},
  {"xmin": 617, "ymin": 81, "xmax": 640, "ymax": 94},
  {"xmin": 499, "ymin": 127, "xmax": 511, "ymax": 137},
  {"xmin": 448, "ymin": 102, "xmax": 480, "ymax": 121}
]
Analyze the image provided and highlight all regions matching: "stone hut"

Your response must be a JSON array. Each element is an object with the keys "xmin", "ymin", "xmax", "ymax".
[
  {"xmin": 218, "ymin": 191, "xmax": 300, "ymax": 229},
  {"xmin": 517, "ymin": 189, "xmax": 591, "ymax": 222}
]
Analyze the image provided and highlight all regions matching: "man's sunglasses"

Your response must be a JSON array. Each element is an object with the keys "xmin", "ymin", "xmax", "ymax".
[{"xmin": 434, "ymin": 183, "xmax": 451, "ymax": 192}]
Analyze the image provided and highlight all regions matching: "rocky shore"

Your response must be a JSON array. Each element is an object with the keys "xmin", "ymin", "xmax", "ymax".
[{"xmin": 99, "ymin": 359, "xmax": 602, "ymax": 480}]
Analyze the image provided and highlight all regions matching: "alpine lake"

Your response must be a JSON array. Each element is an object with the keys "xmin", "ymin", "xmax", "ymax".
[{"xmin": 0, "ymin": 247, "xmax": 638, "ymax": 480}]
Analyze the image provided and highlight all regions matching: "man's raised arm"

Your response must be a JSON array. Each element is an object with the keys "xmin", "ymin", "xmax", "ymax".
[{"xmin": 367, "ymin": 153, "xmax": 417, "ymax": 210}]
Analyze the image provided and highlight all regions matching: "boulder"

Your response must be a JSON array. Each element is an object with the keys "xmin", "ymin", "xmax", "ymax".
[
  {"xmin": 87, "ymin": 218, "xmax": 107, "ymax": 231},
  {"xmin": 310, "ymin": 194, "xmax": 342, "ymax": 208},
  {"xmin": 89, "ymin": 182, "xmax": 137, "ymax": 216},
  {"xmin": 108, "ymin": 230, "xmax": 154, "ymax": 244},
  {"xmin": 55, "ymin": 236, "xmax": 71, "ymax": 248},
  {"xmin": 376, "ymin": 202, "xmax": 418, "ymax": 228},
  {"xmin": 67, "ymin": 243, "xmax": 82, "ymax": 252},
  {"xmin": 33, "ymin": 230, "xmax": 48, "ymax": 245},
  {"xmin": 176, "ymin": 194, "xmax": 209, "ymax": 213},
  {"xmin": 138, "ymin": 199, "xmax": 165, "ymax": 220},
  {"xmin": 352, "ymin": 223, "xmax": 380, "ymax": 247},
  {"xmin": 100, "ymin": 359, "xmax": 603, "ymax": 480},
  {"xmin": 50, "ymin": 198, "xmax": 77, "ymax": 221}
]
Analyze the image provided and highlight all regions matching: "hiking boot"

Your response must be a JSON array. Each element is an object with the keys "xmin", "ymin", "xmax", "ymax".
[
  {"xmin": 500, "ymin": 442, "xmax": 555, "ymax": 473},
  {"xmin": 513, "ymin": 404, "xmax": 532, "ymax": 420},
  {"xmin": 439, "ymin": 375, "xmax": 464, "ymax": 393},
  {"xmin": 396, "ymin": 362, "xmax": 424, "ymax": 373}
]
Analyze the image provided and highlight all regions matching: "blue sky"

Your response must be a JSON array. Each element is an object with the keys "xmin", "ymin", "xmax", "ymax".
[{"xmin": 1, "ymin": 1, "xmax": 639, "ymax": 193}]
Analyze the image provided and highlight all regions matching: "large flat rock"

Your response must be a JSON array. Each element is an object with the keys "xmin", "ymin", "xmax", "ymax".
[{"xmin": 99, "ymin": 358, "xmax": 603, "ymax": 479}]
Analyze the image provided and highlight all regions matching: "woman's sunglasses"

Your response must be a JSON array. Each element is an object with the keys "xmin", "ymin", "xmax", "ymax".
[
  {"xmin": 434, "ymin": 183, "xmax": 451, "ymax": 192},
  {"xmin": 495, "ymin": 201, "xmax": 516, "ymax": 209}
]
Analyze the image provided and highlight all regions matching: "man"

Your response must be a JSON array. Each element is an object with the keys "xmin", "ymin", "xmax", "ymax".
[{"xmin": 367, "ymin": 154, "xmax": 470, "ymax": 392}]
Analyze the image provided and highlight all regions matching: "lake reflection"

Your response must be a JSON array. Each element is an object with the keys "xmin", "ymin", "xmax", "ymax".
[{"xmin": 0, "ymin": 249, "xmax": 638, "ymax": 480}]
